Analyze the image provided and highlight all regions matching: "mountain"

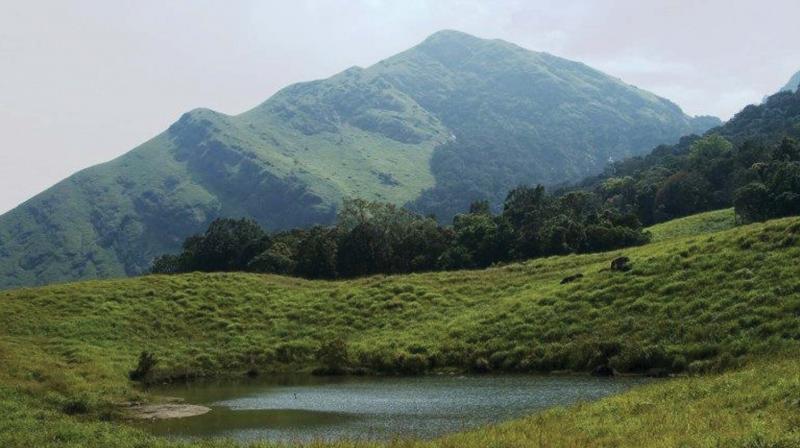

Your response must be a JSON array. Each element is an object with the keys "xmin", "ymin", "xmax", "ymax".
[
  {"xmin": 780, "ymin": 70, "xmax": 800, "ymax": 93},
  {"xmin": 576, "ymin": 88, "xmax": 800, "ymax": 225},
  {"xmin": 0, "ymin": 30, "xmax": 719, "ymax": 289}
]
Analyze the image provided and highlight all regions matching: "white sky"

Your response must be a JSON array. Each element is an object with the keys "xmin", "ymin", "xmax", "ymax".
[{"xmin": 1, "ymin": 0, "xmax": 798, "ymax": 214}]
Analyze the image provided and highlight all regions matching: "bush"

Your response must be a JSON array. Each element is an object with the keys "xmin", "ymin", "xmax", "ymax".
[
  {"xmin": 314, "ymin": 338, "xmax": 350, "ymax": 375},
  {"xmin": 62, "ymin": 397, "xmax": 90, "ymax": 415},
  {"xmin": 128, "ymin": 351, "xmax": 158, "ymax": 382},
  {"xmin": 609, "ymin": 345, "xmax": 672, "ymax": 373},
  {"xmin": 472, "ymin": 357, "xmax": 491, "ymax": 373},
  {"xmin": 394, "ymin": 351, "xmax": 429, "ymax": 374}
]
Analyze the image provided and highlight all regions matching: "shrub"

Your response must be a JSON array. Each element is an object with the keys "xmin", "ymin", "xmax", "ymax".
[
  {"xmin": 62, "ymin": 397, "xmax": 89, "ymax": 415},
  {"xmin": 128, "ymin": 351, "xmax": 158, "ymax": 382},
  {"xmin": 609, "ymin": 345, "xmax": 672, "ymax": 373},
  {"xmin": 394, "ymin": 351, "xmax": 429, "ymax": 375},
  {"xmin": 472, "ymin": 357, "xmax": 490, "ymax": 373},
  {"xmin": 314, "ymin": 337, "xmax": 350, "ymax": 375}
]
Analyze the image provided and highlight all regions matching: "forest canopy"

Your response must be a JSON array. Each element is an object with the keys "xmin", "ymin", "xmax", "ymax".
[
  {"xmin": 575, "ymin": 90, "xmax": 800, "ymax": 226},
  {"xmin": 152, "ymin": 187, "xmax": 650, "ymax": 279}
]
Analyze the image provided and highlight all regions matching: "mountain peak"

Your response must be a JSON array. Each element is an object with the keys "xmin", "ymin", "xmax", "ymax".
[
  {"xmin": 406, "ymin": 29, "xmax": 531, "ymax": 70},
  {"xmin": 416, "ymin": 29, "xmax": 499, "ymax": 51},
  {"xmin": 424, "ymin": 29, "xmax": 479, "ymax": 40},
  {"xmin": 0, "ymin": 31, "xmax": 719, "ymax": 290}
]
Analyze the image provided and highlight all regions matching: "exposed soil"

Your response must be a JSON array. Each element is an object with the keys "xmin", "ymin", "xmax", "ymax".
[{"xmin": 126, "ymin": 403, "xmax": 211, "ymax": 420}]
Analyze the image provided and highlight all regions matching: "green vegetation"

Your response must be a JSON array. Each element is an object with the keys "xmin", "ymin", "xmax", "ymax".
[
  {"xmin": 0, "ymin": 30, "xmax": 717, "ymax": 290},
  {"xmin": 1, "ymin": 212, "xmax": 799, "ymax": 446},
  {"xmin": 578, "ymin": 89, "xmax": 800, "ymax": 226},
  {"xmin": 646, "ymin": 208, "xmax": 735, "ymax": 242},
  {"xmin": 153, "ymin": 190, "xmax": 650, "ymax": 279}
]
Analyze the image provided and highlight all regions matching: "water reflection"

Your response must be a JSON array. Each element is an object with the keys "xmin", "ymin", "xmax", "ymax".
[{"xmin": 137, "ymin": 374, "xmax": 649, "ymax": 442}]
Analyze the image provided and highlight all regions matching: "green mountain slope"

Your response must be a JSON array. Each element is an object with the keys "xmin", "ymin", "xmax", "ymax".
[
  {"xmin": 575, "ymin": 88, "xmax": 800, "ymax": 226},
  {"xmin": 1, "ymin": 212, "xmax": 799, "ymax": 446},
  {"xmin": 0, "ymin": 30, "xmax": 718, "ymax": 289}
]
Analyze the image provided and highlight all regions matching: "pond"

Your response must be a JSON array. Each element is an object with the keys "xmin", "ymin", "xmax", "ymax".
[{"xmin": 137, "ymin": 374, "xmax": 650, "ymax": 443}]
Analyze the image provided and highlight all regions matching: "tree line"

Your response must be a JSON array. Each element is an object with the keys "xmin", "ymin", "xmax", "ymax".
[
  {"xmin": 152, "ymin": 186, "xmax": 650, "ymax": 279},
  {"xmin": 580, "ymin": 135, "xmax": 800, "ymax": 226},
  {"xmin": 576, "ymin": 89, "xmax": 800, "ymax": 226}
]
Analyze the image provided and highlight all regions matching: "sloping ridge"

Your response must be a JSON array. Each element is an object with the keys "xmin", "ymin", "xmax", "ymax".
[{"xmin": 0, "ymin": 30, "xmax": 717, "ymax": 289}]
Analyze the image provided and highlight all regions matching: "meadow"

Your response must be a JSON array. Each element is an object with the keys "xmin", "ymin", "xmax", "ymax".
[{"xmin": 1, "ymin": 209, "xmax": 799, "ymax": 447}]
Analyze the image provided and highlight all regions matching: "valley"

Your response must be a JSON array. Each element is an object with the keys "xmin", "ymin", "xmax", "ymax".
[
  {"xmin": 1, "ymin": 210, "xmax": 799, "ymax": 446},
  {"xmin": 1, "ymin": 13, "xmax": 799, "ymax": 447}
]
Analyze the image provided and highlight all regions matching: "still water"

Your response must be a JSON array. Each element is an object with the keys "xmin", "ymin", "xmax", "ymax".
[{"xmin": 138, "ymin": 374, "xmax": 648, "ymax": 443}]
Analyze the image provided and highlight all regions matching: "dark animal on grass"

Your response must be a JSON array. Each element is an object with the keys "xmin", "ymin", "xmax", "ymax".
[
  {"xmin": 611, "ymin": 256, "xmax": 631, "ymax": 272},
  {"xmin": 560, "ymin": 273, "xmax": 584, "ymax": 284}
]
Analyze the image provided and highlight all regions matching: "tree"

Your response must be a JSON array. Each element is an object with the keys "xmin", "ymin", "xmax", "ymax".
[
  {"xmin": 392, "ymin": 219, "xmax": 451, "ymax": 273},
  {"xmin": 502, "ymin": 185, "xmax": 551, "ymax": 258},
  {"xmin": 469, "ymin": 200, "xmax": 491, "ymax": 215},
  {"xmin": 247, "ymin": 242, "xmax": 295, "ymax": 275},
  {"xmin": 294, "ymin": 226, "xmax": 338, "ymax": 279},
  {"xmin": 773, "ymin": 137, "xmax": 800, "ymax": 162},
  {"xmin": 688, "ymin": 135, "xmax": 732, "ymax": 166},
  {"xmin": 542, "ymin": 214, "xmax": 586, "ymax": 254},
  {"xmin": 450, "ymin": 207, "xmax": 512, "ymax": 268},
  {"xmin": 654, "ymin": 171, "xmax": 712, "ymax": 221},
  {"xmin": 185, "ymin": 218, "xmax": 269, "ymax": 272},
  {"xmin": 734, "ymin": 182, "xmax": 770, "ymax": 222},
  {"xmin": 150, "ymin": 254, "xmax": 181, "ymax": 274},
  {"xmin": 337, "ymin": 222, "xmax": 388, "ymax": 277}
]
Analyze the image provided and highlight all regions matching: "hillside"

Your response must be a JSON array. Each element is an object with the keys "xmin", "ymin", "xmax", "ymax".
[
  {"xmin": 0, "ymin": 30, "xmax": 718, "ymax": 290},
  {"xmin": 575, "ymin": 88, "xmax": 800, "ymax": 226},
  {"xmin": 646, "ymin": 208, "xmax": 735, "ymax": 242},
  {"xmin": 0, "ymin": 211, "xmax": 799, "ymax": 446}
]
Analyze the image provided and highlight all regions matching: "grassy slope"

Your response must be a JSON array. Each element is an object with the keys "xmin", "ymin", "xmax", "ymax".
[
  {"xmin": 646, "ymin": 208, "xmax": 736, "ymax": 243},
  {"xmin": 0, "ymin": 98, "xmax": 445, "ymax": 291},
  {"xmin": 1, "ymin": 213, "xmax": 800, "ymax": 447}
]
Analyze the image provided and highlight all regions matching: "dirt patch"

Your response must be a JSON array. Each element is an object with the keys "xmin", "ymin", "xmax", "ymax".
[{"xmin": 126, "ymin": 403, "xmax": 211, "ymax": 420}]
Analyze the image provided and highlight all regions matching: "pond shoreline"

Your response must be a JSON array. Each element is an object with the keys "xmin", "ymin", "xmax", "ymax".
[{"xmin": 133, "ymin": 373, "xmax": 653, "ymax": 442}]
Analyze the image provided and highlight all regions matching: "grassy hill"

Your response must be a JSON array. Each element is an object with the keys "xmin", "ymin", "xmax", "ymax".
[
  {"xmin": 1, "ymin": 211, "xmax": 799, "ymax": 446},
  {"xmin": 646, "ymin": 208, "xmax": 736, "ymax": 242},
  {"xmin": 0, "ymin": 30, "xmax": 718, "ymax": 290}
]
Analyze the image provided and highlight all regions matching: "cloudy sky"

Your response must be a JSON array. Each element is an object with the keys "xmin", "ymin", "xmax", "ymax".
[{"xmin": 1, "ymin": 0, "xmax": 798, "ymax": 214}]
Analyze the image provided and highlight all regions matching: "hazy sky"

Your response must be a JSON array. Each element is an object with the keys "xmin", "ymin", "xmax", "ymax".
[{"xmin": 1, "ymin": 0, "xmax": 798, "ymax": 214}]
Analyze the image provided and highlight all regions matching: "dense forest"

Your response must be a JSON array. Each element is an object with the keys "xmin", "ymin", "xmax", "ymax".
[
  {"xmin": 152, "ymin": 90, "xmax": 800, "ymax": 279},
  {"xmin": 575, "ymin": 89, "xmax": 800, "ymax": 226},
  {"xmin": 152, "ymin": 187, "xmax": 649, "ymax": 278}
]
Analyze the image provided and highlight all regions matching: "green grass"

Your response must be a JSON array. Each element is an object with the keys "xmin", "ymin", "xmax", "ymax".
[
  {"xmin": 646, "ymin": 208, "xmax": 736, "ymax": 243},
  {"xmin": 1, "ymin": 212, "xmax": 800, "ymax": 446}
]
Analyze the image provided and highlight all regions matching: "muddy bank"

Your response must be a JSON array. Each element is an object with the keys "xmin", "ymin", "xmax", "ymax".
[{"xmin": 126, "ymin": 403, "xmax": 211, "ymax": 420}]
